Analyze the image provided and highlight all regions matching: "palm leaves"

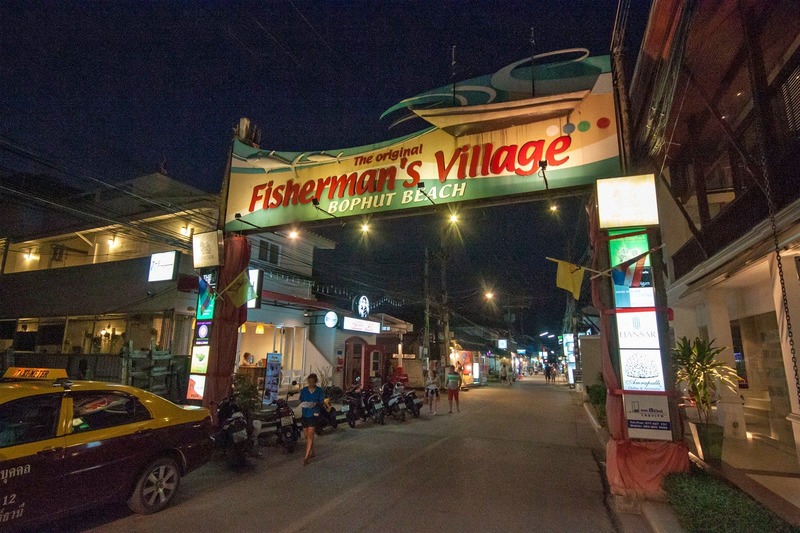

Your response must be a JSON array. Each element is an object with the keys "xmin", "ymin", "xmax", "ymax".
[{"xmin": 672, "ymin": 337, "xmax": 739, "ymax": 425}]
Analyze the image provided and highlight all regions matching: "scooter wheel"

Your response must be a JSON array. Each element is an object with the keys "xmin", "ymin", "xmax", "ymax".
[
  {"xmin": 331, "ymin": 410, "xmax": 338, "ymax": 429},
  {"xmin": 379, "ymin": 411, "xmax": 386, "ymax": 425},
  {"xmin": 400, "ymin": 410, "xmax": 406, "ymax": 422},
  {"xmin": 347, "ymin": 412, "xmax": 356, "ymax": 429}
]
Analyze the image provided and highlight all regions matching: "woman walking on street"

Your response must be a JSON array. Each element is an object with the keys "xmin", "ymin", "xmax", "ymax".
[
  {"xmin": 425, "ymin": 370, "xmax": 440, "ymax": 415},
  {"xmin": 299, "ymin": 373, "xmax": 325, "ymax": 465}
]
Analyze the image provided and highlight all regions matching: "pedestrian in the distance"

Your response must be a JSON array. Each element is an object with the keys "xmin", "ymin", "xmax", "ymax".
[
  {"xmin": 425, "ymin": 370, "xmax": 440, "ymax": 415},
  {"xmin": 544, "ymin": 363, "xmax": 552, "ymax": 384},
  {"xmin": 446, "ymin": 365, "xmax": 462, "ymax": 413},
  {"xmin": 299, "ymin": 373, "xmax": 325, "ymax": 466},
  {"xmin": 500, "ymin": 363, "xmax": 508, "ymax": 384}
]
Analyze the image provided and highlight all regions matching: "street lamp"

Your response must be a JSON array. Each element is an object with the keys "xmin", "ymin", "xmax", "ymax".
[
  {"xmin": 485, "ymin": 292, "xmax": 494, "ymax": 300},
  {"xmin": 539, "ymin": 331, "xmax": 549, "ymax": 337},
  {"xmin": 360, "ymin": 223, "xmax": 370, "ymax": 233},
  {"xmin": 449, "ymin": 213, "xmax": 459, "ymax": 224},
  {"xmin": 549, "ymin": 204, "xmax": 558, "ymax": 213},
  {"xmin": 288, "ymin": 230, "xmax": 299, "ymax": 239}
]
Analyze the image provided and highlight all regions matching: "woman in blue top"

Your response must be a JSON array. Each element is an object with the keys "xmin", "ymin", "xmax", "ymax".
[{"xmin": 299, "ymin": 373, "xmax": 325, "ymax": 465}]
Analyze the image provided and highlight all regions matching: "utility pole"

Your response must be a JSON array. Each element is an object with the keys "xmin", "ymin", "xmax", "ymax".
[
  {"xmin": 451, "ymin": 45, "xmax": 457, "ymax": 107},
  {"xmin": 441, "ymin": 248, "xmax": 450, "ymax": 373},
  {"xmin": 530, "ymin": 27, "xmax": 536, "ymax": 97},
  {"xmin": 423, "ymin": 247, "xmax": 431, "ymax": 375}
]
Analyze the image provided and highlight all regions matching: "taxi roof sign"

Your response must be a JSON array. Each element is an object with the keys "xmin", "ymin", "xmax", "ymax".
[{"xmin": 3, "ymin": 367, "xmax": 69, "ymax": 380}]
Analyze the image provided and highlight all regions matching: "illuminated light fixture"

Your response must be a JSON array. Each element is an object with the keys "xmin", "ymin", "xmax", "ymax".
[
  {"xmin": 485, "ymin": 292, "xmax": 494, "ymax": 299},
  {"xmin": 288, "ymin": 230, "xmax": 299, "ymax": 240},
  {"xmin": 108, "ymin": 236, "xmax": 117, "ymax": 248},
  {"xmin": 240, "ymin": 323, "xmax": 246, "ymax": 333},
  {"xmin": 360, "ymin": 223, "xmax": 370, "ymax": 233},
  {"xmin": 449, "ymin": 213, "xmax": 459, "ymax": 224},
  {"xmin": 736, "ymin": 91, "xmax": 743, "ymax": 97},
  {"xmin": 549, "ymin": 204, "xmax": 558, "ymax": 213},
  {"xmin": 180, "ymin": 224, "xmax": 191, "ymax": 236},
  {"xmin": 255, "ymin": 324, "xmax": 265, "ymax": 335},
  {"xmin": 548, "ymin": 334, "xmax": 555, "ymax": 338},
  {"xmin": 100, "ymin": 324, "xmax": 110, "ymax": 336},
  {"xmin": 24, "ymin": 250, "xmax": 34, "ymax": 260},
  {"xmin": 539, "ymin": 331, "xmax": 549, "ymax": 337}
]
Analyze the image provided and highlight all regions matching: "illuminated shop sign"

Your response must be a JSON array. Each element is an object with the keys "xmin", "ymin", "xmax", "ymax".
[
  {"xmin": 343, "ymin": 317, "xmax": 381, "ymax": 334},
  {"xmin": 190, "ymin": 345, "xmax": 210, "ymax": 374},
  {"xmin": 187, "ymin": 373, "xmax": 206, "ymax": 401},
  {"xmin": 247, "ymin": 269, "xmax": 262, "ymax": 309},
  {"xmin": 616, "ymin": 311, "xmax": 660, "ymax": 350},
  {"xmin": 194, "ymin": 320, "xmax": 212, "ymax": 346},
  {"xmin": 620, "ymin": 349, "xmax": 665, "ymax": 391},
  {"xmin": 596, "ymin": 174, "xmax": 659, "ymax": 229},
  {"xmin": 192, "ymin": 230, "xmax": 223, "ymax": 269},
  {"xmin": 148, "ymin": 251, "xmax": 178, "ymax": 282},
  {"xmin": 608, "ymin": 229, "xmax": 654, "ymax": 308}
]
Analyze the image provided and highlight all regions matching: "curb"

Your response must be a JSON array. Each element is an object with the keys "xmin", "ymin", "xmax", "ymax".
[{"xmin": 582, "ymin": 400, "xmax": 687, "ymax": 533}]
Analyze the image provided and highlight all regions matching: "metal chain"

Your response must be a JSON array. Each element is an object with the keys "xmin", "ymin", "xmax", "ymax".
[{"xmin": 760, "ymin": 147, "xmax": 800, "ymax": 406}]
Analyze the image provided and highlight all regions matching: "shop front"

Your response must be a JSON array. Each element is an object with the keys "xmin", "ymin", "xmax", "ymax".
[{"xmin": 0, "ymin": 253, "xmax": 198, "ymax": 399}]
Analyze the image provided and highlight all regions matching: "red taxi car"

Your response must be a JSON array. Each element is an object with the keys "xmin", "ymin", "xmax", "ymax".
[{"xmin": 0, "ymin": 367, "xmax": 213, "ymax": 528}]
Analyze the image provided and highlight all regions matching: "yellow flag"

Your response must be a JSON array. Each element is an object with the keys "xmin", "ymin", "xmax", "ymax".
[
  {"xmin": 556, "ymin": 260, "xmax": 585, "ymax": 300},
  {"xmin": 221, "ymin": 269, "xmax": 256, "ymax": 307}
]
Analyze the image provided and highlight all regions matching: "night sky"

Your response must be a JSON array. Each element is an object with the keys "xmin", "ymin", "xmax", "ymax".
[{"xmin": 0, "ymin": 1, "xmax": 648, "ymax": 341}]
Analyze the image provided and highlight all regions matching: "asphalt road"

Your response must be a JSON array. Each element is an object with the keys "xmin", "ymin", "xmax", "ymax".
[{"xmin": 44, "ymin": 376, "xmax": 636, "ymax": 533}]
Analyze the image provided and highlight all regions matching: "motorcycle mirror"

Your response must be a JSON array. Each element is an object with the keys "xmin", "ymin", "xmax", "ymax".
[{"xmin": 291, "ymin": 380, "xmax": 298, "ymax": 386}]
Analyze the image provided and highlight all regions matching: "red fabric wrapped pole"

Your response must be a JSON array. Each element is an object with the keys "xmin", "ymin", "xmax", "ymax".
[
  {"xmin": 203, "ymin": 235, "xmax": 251, "ymax": 415},
  {"xmin": 587, "ymin": 199, "xmax": 689, "ymax": 499}
]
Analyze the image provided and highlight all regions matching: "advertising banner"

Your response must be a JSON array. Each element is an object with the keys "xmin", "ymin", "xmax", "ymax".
[
  {"xmin": 263, "ymin": 352, "xmax": 282, "ymax": 405},
  {"xmin": 624, "ymin": 394, "xmax": 672, "ymax": 441},
  {"xmin": 608, "ymin": 229, "xmax": 653, "ymax": 308},
  {"xmin": 226, "ymin": 53, "xmax": 620, "ymax": 231}
]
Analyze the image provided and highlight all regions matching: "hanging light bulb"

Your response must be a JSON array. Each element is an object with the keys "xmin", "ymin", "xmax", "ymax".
[
  {"xmin": 255, "ymin": 324, "xmax": 265, "ymax": 335},
  {"xmin": 240, "ymin": 323, "xmax": 247, "ymax": 333}
]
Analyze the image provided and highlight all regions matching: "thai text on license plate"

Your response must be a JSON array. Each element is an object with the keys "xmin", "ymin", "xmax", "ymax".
[
  {"xmin": 280, "ymin": 416, "xmax": 294, "ymax": 426},
  {"xmin": 341, "ymin": 405, "xmax": 349, "ymax": 412},
  {"xmin": 374, "ymin": 402, "xmax": 383, "ymax": 410}
]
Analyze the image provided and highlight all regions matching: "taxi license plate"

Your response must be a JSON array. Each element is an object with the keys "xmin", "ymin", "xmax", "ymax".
[
  {"xmin": 374, "ymin": 402, "xmax": 383, "ymax": 410},
  {"xmin": 341, "ymin": 405, "xmax": 349, "ymax": 412},
  {"xmin": 281, "ymin": 416, "xmax": 294, "ymax": 426}
]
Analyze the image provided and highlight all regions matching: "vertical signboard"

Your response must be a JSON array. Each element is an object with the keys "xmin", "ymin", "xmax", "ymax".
[
  {"xmin": 263, "ymin": 352, "xmax": 282, "ymax": 405},
  {"xmin": 597, "ymin": 175, "xmax": 671, "ymax": 441},
  {"xmin": 188, "ymin": 270, "xmax": 217, "ymax": 401}
]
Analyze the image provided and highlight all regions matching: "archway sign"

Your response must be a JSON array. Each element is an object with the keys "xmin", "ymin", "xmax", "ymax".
[{"xmin": 224, "ymin": 50, "xmax": 621, "ymax": 232}]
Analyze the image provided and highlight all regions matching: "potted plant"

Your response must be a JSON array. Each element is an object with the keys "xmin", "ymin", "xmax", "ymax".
[{"xmin": 672, "ymin": 336, "xmax": 739, "ymax": 465}]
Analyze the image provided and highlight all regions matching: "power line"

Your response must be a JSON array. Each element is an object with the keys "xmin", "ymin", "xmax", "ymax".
[{"xmin": 286, "ymin": 0, "xmax": 334, "ymax": 54}]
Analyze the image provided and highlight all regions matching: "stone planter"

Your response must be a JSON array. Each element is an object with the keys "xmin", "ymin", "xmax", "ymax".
[{"xmin": 688, "ymin": 420, "xmax": 724, "ymax": 465}]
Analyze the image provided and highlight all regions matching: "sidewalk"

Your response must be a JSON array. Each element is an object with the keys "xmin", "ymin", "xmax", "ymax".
[{"xmin": 706, "ymin": 432, "xmax": 800, "ymax": 524}]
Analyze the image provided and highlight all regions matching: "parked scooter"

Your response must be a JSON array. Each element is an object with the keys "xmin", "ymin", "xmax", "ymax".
[
  {"xmin": 381, "ymin": 382, "xmax": 407, "ymax": 422},
  {"xmin": 257, "ymin": 381, "xmax": 300, "ymax": 453},
  {"xmin": 397, "ymin": 382, "xmax": 422, "ymax": 418},
  {"xmin": 216, "ymin": 397, "xmax": 252, "ymax": 467},
  {"xmin": 315, "ymin": 397, "xmax": 339, "ymax": 433},
  {"xmin": 363, "ymin": 382, "xmax": 386, "ymax": 425},
  {"xmin": 343, "ymin": 380, "xmax": 365, "ymax": 428}
]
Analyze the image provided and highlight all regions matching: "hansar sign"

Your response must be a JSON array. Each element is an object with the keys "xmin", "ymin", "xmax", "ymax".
[{"xmin": 225, "ymin": 51, "xmax": 621, "ymax": 231}]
